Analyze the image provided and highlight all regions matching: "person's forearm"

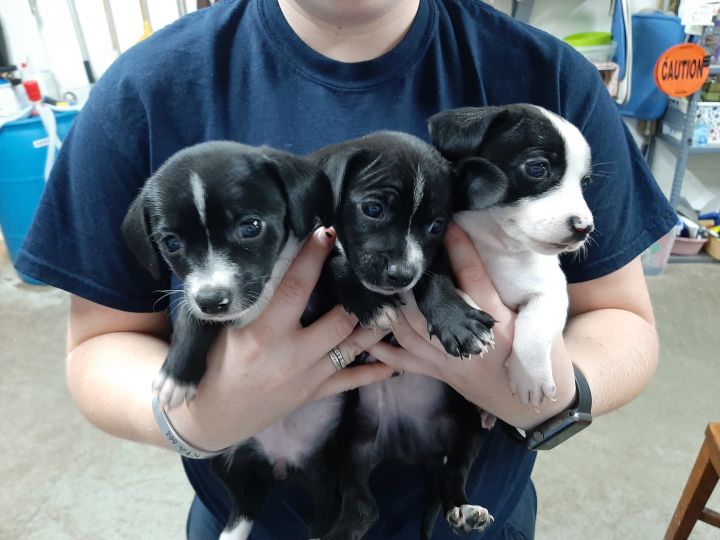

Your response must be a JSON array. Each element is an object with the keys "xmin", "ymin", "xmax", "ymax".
[
  {"xmin": 66, "ymin": 330, "xmax": 244, "ymax": 453},
  {"xmin": 66, "ymin": 332, "xmax": 171, "ymax": 448},
  {"xmin": 564, "ymin": 308, "xmax": 658, "ymax": 417},
  {"xmin": 463, "ymin": 307, "xmax": 657, "ymax": 430},
  {"xmin": 462, "ymin": 334, "xmax": 577, "ymax": 431}
]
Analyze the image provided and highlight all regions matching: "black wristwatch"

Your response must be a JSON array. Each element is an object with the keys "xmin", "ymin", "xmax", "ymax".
[{"xmin": 506, "ymin": 364, "xmax": 593, "ymax": 451}]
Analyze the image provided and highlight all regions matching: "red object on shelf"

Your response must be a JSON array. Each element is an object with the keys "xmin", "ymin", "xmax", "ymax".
[{"xmin": 22, "ymin": 80, "xmax": 42, "ymax": 102}]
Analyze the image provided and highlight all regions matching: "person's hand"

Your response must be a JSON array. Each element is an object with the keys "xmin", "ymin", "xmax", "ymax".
[
  {"xmin": 168, "ymin": 227, "xmax": 394, "ymax": 450},
  {"xmin": 367, "ymin": 223, "xmax": 515, "ymax": 403},
  {"xmin": 367, "ymin": 224, "xmax": 576, "ymax": 429}
]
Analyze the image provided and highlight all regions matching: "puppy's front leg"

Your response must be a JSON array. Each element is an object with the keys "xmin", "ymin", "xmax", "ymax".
[
  {"xmin": 506, "ymin": 292, "xmax": 567, "ymax": 406},
  {"xmin": 327, "ymin": 252, "xmax": 398, "ymax": 332},
  {"xmin": 153, "ymin": 303, "xmax": 220, "ymax": 409},
  {"xmin": 413, "ymin": 249, "xmax": 495, "ymax": 358}
]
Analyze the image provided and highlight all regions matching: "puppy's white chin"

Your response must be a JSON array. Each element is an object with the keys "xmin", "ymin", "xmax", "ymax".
[
  {"xmin": 562, "ymin": 240, "xmax": 588, "ymax": 254},
  {"xmin": 360, "ymin": 280, "xmax": 401, "ymax": 295},
  {"xmin": 360, "ymin": 278, "xmax": 419, "ymax": 296},
  {"xmin": 535, "ymin": 244, "xmax": 568, "ymax": 255},
  {"xmin": 189, "ymin": 300, "xmax": 263, "ymax": 324},
  {"xmin": 191, "ymin": 308, "xmax": 244, "ymax": 323},
  {"xmin": 524, "ymin": 235, "xmax": 587, "ymax": 255}
]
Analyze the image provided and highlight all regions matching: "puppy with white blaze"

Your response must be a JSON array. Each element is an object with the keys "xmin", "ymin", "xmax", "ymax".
[
  {"xmin": 309, "ymin": 131, "xmax": 496, "ymax": 358},
  {"xmin": 307, "ymin": 132, "xmax": 497, "ymax": 540},
  {"xmin": 122, "ymin": 141, "xmax": 333, "ymax": 409},
  {"xmin": 122, "ymin": 141, "xmax": 345, "ymax": 540},
  {"xmin": 428, "ymin": 104, "xmax": 595, "ymax": 407}
]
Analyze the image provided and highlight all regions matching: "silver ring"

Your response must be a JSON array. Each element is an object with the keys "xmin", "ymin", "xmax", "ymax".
[{"xmin": 328, "ymin": 347, "xmax": 347, "ymax": 370}]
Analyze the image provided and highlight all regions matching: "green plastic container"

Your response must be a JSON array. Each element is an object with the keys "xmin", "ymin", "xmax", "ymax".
[
  {"xmin": 563, "ymin": 32, "xmax": 613, "ymax": 47},
  {"xmin": 564, "ymin": 32, "xmax": 616, "ymax": 63}
]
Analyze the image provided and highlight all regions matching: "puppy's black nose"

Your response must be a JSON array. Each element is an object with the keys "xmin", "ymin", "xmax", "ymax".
[
  {"xmin": 569, "ymin": 216, "xmax": 594, "ymax": 237},
  {"xmin": 195, "ymin": 289, "xmax": 231, "ymax": 315},
  {"xmin": 386, "ymin": 263, "xmax": 416, "ymax": 288}
]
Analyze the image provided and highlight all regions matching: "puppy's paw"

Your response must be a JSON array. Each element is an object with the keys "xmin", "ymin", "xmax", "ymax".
[
  {"xmin": 152, "ymin": 372, "xmax": 198, "ymax": 409},
  {"xmin": 446, "ymin": 504, "xmax": 494, "ymax": 535},
  {"xmin": 427, "ymin": 302, "xmax": 495, "ymax": 358},
  {"xmin": 505, "ymin": 354, "xmax": 556, "ymax": 407},
  {"xmin": 361, "ymin": 304, "xmax": 398, "ymax": 332}
]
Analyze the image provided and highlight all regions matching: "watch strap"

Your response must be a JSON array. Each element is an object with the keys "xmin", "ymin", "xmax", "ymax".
[
  {"xmin": 571, "ymin": 364, "xmax": 592, "ymax": 414},
  {"xmin": 503, "ymin": 364, "xmax": 593, "ymax": 449}
]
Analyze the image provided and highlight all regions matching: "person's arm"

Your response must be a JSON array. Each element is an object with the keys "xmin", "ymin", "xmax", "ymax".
[
  {"xmin": 66, "ymin": 301, "xmax": 173, "ymax": 448},
  {"xmin": 65, "ymin": 228, "xmax": 396, "ymax": 452},
  {"xmin": 564, "ymin": 257, "xmax": 657, "ymax": 416},
  {"xmin": 368, "ymin": 224, "xmax": 658, "ymax": 430}
]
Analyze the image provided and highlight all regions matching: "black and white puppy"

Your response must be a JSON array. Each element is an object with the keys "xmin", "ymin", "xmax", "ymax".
[
  {"xmin": 309, "ymin": 132, "xmax": 496, "ymax": 540},
  {"xmin": 123, "ymin": 141, "xmax": 348, "ymax": 540},
  {"xmin": 122, "ymin": 140, "xmax": 333, "ymax": 407},
  {"xmin": 310, "ymin": 131, "xmax": 495, "ymax": 358},
  {"xmin": 428, "ymin": 104, "xmax": 595, "ymax": 406}
]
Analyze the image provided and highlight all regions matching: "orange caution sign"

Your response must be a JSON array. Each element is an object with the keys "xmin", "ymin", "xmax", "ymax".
[{"xmin": 654, "ymin": 43, "xmax": 709, "ymax": 97}]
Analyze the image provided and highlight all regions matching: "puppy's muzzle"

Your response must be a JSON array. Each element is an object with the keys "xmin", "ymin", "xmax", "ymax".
[
  {"xmin": 385, "ymin": 262, "xmax": 417, "ymax": 288},
  {"xmin": 194, "ymin": 287, "xmax": 232, "ymax": 315}
]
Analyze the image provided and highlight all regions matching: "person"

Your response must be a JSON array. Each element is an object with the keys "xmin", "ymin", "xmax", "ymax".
[{"xmin": 15, "ymin": 0, "xmax": 677, "ymax": 538}]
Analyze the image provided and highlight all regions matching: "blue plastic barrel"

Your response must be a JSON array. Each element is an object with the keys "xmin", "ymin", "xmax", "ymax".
[{"xmin": 0, "ymin": 110, "xmax": 78, "ymax": 284}]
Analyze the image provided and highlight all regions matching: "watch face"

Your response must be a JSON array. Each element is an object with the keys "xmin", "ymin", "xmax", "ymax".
[{"xmin": 527, "ymin": 411, "xmax": 592, "ymax": 451}]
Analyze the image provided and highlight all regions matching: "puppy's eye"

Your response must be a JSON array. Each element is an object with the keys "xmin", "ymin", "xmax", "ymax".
[
  {"xmin": 162, "ymin": 235, "xmax": 183, "ymax": 253},
  {"xmin": 361, "ymin": 202, "xmax": 384, "ymax": 219},
  {"xmin": 581, "ymin": 175, "xmax": 592, "ymax": 190},
  {"xmin": 237, "ymin": 219, "xmax": 263, "ymax": 239},
  {"xmin": 524, "ymin": 159, "xmax": 550, "ymax": 179},
  {"xmin": 428, "ymin": 218, "xmax": 447, "ymax": 236}
]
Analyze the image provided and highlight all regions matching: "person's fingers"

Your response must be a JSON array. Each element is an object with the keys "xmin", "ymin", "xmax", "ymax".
[
  {"xmin": 261, "ymin": 227, "xmax": 335, "ymax": 330},
  {"xmin": 310, "ymin": 362, "xmax": 395, "ymax": 401},
  {"xmin": 444, "ymin": 223, "xmax": 512, "ymax": 321},
  {"xmin": 397, "ymin": 291, "xmax": 448, "ymax": 353},
  {"xmin": 366, "ymin": 340, "xmax": 437, "ymax": 378},
  {"xmin": 304, "ymin": 317, "xmax": 389, "ymax": 373},
  {"xmin": 296, "ymin": 305, "xmax": 370, "ymax": 362},
  {"xmin": 370, "ymin": 311, "xmax": 451, "ymax": 377}
]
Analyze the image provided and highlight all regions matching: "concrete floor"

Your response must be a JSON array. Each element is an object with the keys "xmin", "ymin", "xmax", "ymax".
[{"xmin": 1, "ymin": 238, "xmax": 719, "ymax": 540}]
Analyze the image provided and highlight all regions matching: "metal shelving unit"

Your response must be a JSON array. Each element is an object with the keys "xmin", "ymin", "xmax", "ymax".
[
  {"xmin": 656, "ymin": 61, "xmax": 720, "ymax": 210},
  {"xmin": 657, "ymin": 132, "xmax": 720, "ymax": 154},
  {"xmin": 511, "ymin": 0, "xmax": 534, "ymax": 23}
]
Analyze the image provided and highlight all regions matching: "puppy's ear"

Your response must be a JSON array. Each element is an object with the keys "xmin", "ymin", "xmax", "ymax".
[
  {"xmin": 121, "ymin": 186, "xmax": 162, "ymax": 280},
  {"xmin": 313, "ymin": 147, "xmax": 372, "ymax": 211},
  {"xmin": 266, "ymin": 155, "xmax": 334, "ymax": 237},
  {"xmin": 453, "ymin": 157, "xmax": 509, "ymax": 211},
  {"xmin": 428, "ymin": 106, "xmax": 509, "ymax": 161}
]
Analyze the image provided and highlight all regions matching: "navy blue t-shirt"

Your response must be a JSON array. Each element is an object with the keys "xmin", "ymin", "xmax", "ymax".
[{"xmin": 16, "ymin": 0, "xmax": 676, "ymax": 538}]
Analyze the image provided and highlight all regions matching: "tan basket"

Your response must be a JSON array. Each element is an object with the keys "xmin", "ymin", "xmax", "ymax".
[{"xmin": 705, "ymin": 236, "xmax": 720, "ymax": 261}]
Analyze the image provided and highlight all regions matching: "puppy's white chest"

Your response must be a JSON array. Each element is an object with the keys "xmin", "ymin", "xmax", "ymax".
[
  {"xmin": 483, "ymin": 249, "xmax": 565, "ymax": 309},
  {"xmin": 455, "ymin": 210, "xmax": 565, "ymax": 308},
  {"xmin": 253, "ymin": 395, "xmax": 343, "ymax": 468},
  {"xmin": 359, "ymin": 373, "xmax": 447, "ymax": 448}
]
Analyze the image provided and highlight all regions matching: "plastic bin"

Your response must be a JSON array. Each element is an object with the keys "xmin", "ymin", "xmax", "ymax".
[
  {"xmin": 0, "ymin": 110, "xmax": 77, "ymax": 284},
  {"xmin": 670, "ymin": 236, "xmax": 708, "ymax": 256},
  {"xmin": 564, "ymin": 32, "xmax": 617, "ymax": 62},
  {"xmin": 641, "ymin": 229, "xmax": 676, "ymax": 275}
]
